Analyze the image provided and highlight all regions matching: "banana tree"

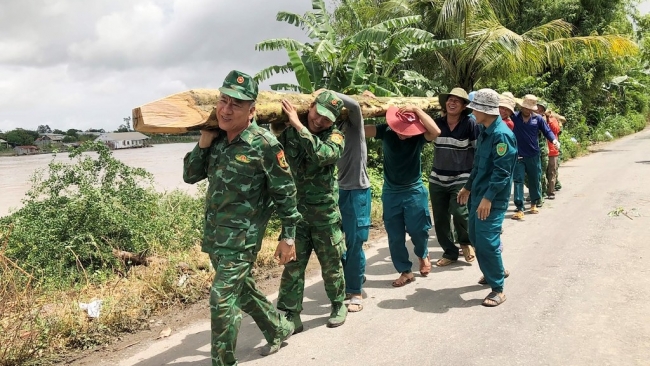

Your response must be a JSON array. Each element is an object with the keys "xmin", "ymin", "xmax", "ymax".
[{"xmin": 254, "ymin": 0, "xmax": 460, "ymax": 97}]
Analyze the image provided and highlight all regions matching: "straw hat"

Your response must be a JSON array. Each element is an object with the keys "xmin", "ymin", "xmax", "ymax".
[
  {"xmin": 386, "ymin": 106, "xmax": 427, "ymax": 136},
  {"xmin": 467, "ymin": 88, "xmax": 500, "ymax": 116},
  {"xmin": 502, "ymin": 91, "xmax": 523, "ymax": 106},
  {"xmin": 520, "ymin": 94, "xmax": 539, "ymax": 111},
  {"xmin": 499, "ymin": 94, "xmax": 516, "ymax": 114},
  {"xmin": 439, "ymin": 87, "xmax": 471, "ymax": 107}
]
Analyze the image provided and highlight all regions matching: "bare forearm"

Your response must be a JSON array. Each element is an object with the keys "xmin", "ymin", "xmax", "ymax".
[{"xmin": 415, "ymin": 108, "xmax": 441, "ymax": 140}]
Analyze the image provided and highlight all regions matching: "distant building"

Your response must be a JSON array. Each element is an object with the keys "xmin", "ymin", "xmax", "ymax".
[
  {"xmin": 79, "ymin": 131, "xmax": 102, "ymax": 136},
  {"xmin": 14, "ymin": 145, "xmax": 39, "ymax": 155},
  {"xmin": 0, "ymin": 139, "xmax": 8, "ymax": 149},
  {"xmin": 35, "ymin": 134, "xmax": 65, "ymax": 146},
  {"xmin": 95, "ymin": 132, "xmax": 150, "ymax": 150}
]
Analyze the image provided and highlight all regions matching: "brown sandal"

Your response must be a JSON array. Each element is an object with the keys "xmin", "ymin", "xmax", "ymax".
[
  {"xmin": 391, "ymin": 272, "xmax": 415, "ymax": 287},
  {"xmin": 419, "ymin": 256, "xmax": 432, "ymax": 277},
  {"xmin": 435, "ymin": 258, "xmax": 457, "ymax": 267},
  {"xmin": 347, "ymin": 297, "xmax": 363, "ymax": 312},
  {"xmin": 460, "ymin": 244, "xmax": 475, "ymax": 263}
]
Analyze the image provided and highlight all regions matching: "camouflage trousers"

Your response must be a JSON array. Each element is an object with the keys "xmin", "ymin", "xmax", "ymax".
[
  {"xmin": 555, "ymin": 154, "xmax": 562, "ymax": 189},
  {"xmin": 540, "ymin": 152, "xmax": 548, "ymax": 199},
  {"xmin": 208, "ymin": 254, "xmax": 287, "ymax": 366},
  {"xmin": 277, "ymin": 222, "xmax": 346, "ymax": 313}
]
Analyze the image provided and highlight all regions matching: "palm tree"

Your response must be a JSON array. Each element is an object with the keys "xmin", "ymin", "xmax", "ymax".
[{"xmin": 377, "ymin": 0, "xmax": 637, "ymax": 90}]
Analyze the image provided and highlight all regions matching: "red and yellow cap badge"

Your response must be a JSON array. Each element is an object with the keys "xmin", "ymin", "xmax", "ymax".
[
  {"xmin": 236, "ymin": 76, "xmax": 244, "ymax": 84},
  {"xmin": 315, "ymin": 90, "xmax": 344, "ymax": 123}
]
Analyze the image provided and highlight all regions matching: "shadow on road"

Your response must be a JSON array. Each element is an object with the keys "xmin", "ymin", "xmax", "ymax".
[
  {"xmin": 128, "ymin": 228, "xmax": 483, "ymax": 365},
  {"xmin": 635, "ymin": 160, "xmax": 650, "ymax": 165},
  {"xmin": 376, "ymin": 285, "xmax": 485, "ymax": 313},
  {"xmin": 131, "ymin": 329, "xmax": 212, "ymax": 366}
]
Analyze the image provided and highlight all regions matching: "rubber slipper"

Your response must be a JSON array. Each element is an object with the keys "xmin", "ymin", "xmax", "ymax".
[
  {"xmin": 419, "ymin": 256, "xmax": 432, "ymax": 277},
  {"xmin": 391, "ymin": 273, "xmax": 415, "ymax": 287},
  {"xmin": 482, "ymin": 291, "xmax": 506, "ymax": 307},
  {"xmin": 435, "ymin": 258, "xmax": 457, "ymax": 267},
  {"xmin": 460, "ymin": 245, "xmax": 475, "ymax": 263},
  {"xmin": 347, "ymin": 297, "xmax": 363, "ymax": 312}
]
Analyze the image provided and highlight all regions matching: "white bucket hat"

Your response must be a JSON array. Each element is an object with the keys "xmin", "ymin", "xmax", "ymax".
[
  {"xmin": 468, "ymin": 88, "xmax": 500, "ymax": 116},
  {"xmin": 520, "ymin": 94, "xmax": 539, "ymax": 111}
]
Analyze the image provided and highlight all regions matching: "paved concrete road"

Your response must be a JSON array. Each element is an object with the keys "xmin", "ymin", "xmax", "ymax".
[{"xmin": 112, "ymin": 130, "xmax": 650, "ymax": 366}]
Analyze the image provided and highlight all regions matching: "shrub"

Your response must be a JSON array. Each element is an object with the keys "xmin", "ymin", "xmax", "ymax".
[{"xmin": 0, "ymin": 142, "xmax": 204, "ymax": 289}]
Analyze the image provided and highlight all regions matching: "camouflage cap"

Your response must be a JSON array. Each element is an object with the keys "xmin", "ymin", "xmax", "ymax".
[
  {"xmin": 314, "ymin": 90, "xmax": 343, "ymax": 122},
  {"xmin": 219, "ymin": 70, "xmax": 258, "ymax": 101}
]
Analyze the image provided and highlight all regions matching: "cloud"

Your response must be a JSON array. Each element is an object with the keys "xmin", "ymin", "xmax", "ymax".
[{"xmin": 0, "ymin": 0, "xmax": 312, "ymax": 132}]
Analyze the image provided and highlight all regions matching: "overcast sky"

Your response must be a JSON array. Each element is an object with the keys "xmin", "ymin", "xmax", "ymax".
[
  {"xmin": 0, "ymin": 0, "xmax": 314, "ymax": 132},
  {"xmin": 0, "ymin": 0, "xmax": 648, "ymax": 133}
]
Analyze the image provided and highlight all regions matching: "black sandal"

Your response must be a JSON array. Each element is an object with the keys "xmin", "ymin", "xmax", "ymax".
[{"xmin": 482, "ymin": 291, "xmax": 506, "ymax": 307}]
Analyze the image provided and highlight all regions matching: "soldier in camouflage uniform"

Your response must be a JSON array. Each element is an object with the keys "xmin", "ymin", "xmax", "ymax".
[
  {"xmin": 537, "ymin": 129, "xmax": 549, "ymax": 206},
  {"xmin": 276, "ymin": 90, "xmax": 348, "ymax": 332},
  {"xmin": 183, "ymin": 70, "xmax": 301, "ymax": 366}
]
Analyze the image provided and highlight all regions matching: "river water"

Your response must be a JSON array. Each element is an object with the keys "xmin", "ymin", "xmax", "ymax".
[{"xmin": 0, "ymin": 143, "xmax": 200, "ymax": 217}]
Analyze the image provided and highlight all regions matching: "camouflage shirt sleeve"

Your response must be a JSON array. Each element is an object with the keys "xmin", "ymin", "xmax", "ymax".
[
  {"xmin": 295, "ymin": 126, "xmax": 344, "ymax": 166},
  {"xmin": 182, "ymin": 143, "xmax": 210, "ymax": 184},
  {"xmin": 262, "ymin": 142, "xmax": 301, "ymax": 239}
]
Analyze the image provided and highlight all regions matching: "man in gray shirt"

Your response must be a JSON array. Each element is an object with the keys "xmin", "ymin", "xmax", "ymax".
[{"xmin": 329, "ymin": 89, "xmax": 374, "ymax": 312}]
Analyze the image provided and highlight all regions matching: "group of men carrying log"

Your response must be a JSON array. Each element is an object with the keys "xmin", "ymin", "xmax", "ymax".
[{"xmin": 181, "ymin": 69, "xmax": 561, "ymax": 366}]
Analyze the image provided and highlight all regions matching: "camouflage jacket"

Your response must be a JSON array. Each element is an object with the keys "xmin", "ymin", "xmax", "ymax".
[
  {"xmin": 183, "ymin": 122, "xmax": 301, "ymax": 261},
  {"xmin": 537, "ymin": 130, "xmax": 549, "ymax": 156},
  {"xmin": 278, "ymin": 126, "xmax": 344, "ymax": 225}
]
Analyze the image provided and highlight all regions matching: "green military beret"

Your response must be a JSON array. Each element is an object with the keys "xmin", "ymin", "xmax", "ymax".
[
  {"xmin": 219, "ymin": 70, "xmax": 258, "ymax": 101},
  {"xmin": 314, "ymin": 90, "xmax": 344, "ymax": 122}
]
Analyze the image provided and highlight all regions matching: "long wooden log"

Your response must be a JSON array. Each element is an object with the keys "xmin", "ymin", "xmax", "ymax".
[
  {"xmin": 132, "ymin": 89, "xmax": 442, "ymax": 134},
  {"xmin": 132, "ymin": 89, "xmax": 568, "ymax": 134}
]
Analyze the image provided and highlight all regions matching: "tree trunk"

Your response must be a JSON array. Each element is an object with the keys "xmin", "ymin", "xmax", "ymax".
[{"xmin": 132, "ymin": 89, "xmax": 441, "ymax": 134}]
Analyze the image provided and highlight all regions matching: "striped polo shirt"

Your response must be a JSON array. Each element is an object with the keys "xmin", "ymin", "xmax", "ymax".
[{"xmin": 429, "ymin": 114, "xmax": 480, "ymax": 187}]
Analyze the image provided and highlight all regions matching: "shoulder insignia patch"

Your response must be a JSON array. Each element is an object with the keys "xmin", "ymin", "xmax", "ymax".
[
  {"xmin": 496, "ymin": 142, "xmax": 507, "ymax": 156},
  {"xmin": 276, "ymin": 150, "xmax": 289, "ymax": 169},
  {"xmin": 235, "ymin": 154, "xmax": 250, "ymax": 163},
  {"xmin": 330, "ymin": 133, "xmax": 343, "ymax": 145}
]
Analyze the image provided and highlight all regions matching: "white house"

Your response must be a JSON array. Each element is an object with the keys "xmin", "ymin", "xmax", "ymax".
[{"xmin": 95, "ymin": 132, "xmax": 149, "ymax": 150}]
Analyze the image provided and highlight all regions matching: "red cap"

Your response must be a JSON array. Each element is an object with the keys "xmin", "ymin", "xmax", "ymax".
[{"xmin": 386, "ymin": 106, "xmax": 426, "ymax": 136}]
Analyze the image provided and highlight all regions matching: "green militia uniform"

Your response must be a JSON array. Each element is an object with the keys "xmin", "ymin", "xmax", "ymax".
[
  {"xmin": 277, "ymin": 91, "xmax": 348, "ymax": 330},
  {"xmin": 524, "ymin": 131, "xmax": 549, "ymax": 205},
  {"xmin": 183, "ymin": 70, "xmax": 300, "ymax": 366}
]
